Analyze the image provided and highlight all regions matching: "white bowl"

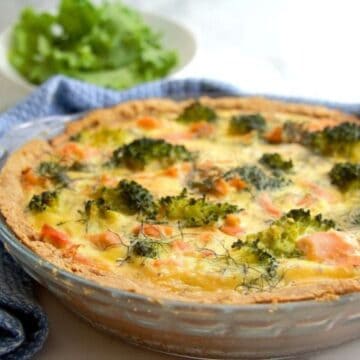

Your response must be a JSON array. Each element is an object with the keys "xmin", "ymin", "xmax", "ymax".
[{"xmin": 0, "ymin": 11, "xmax": 196, "ymax": 109}]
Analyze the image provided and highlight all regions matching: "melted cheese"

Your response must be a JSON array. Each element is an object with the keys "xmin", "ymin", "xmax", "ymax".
[{"xmin": 24, "ymin": 108, "xmax": 360, "ymax": 294}]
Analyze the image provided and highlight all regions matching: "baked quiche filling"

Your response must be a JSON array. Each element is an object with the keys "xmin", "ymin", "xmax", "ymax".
[{"xmin": 1, "ymin": 98, "xmax": 360, "ymax": 303}]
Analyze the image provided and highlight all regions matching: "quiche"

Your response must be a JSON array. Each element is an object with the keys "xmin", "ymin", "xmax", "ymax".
[{"xmin": 1, "ymin": 97, "xmax": 360, "ymax": 304}]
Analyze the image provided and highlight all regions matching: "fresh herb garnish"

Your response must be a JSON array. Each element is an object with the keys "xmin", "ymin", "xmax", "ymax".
[{"xmin": 28, "ymin": 190, "xmax": 58, "ymax": 212}]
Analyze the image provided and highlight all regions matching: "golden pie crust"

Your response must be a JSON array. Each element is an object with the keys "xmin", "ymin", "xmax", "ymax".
[{"xmin": 1, "ymin": 96, "xmax": 360, "ymax": 304}]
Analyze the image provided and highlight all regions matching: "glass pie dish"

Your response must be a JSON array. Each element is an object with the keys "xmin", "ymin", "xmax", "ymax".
[{"xmin": 1, "ymin": 114, "xmax": 360, "ymax": 359}]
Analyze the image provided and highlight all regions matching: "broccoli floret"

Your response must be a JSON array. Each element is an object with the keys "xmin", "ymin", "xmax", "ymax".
[
  {"xmin": 232, "ymin": 208, "xmax": 335, "ymax": 258},
  {"xmin": 132, "ymin": 240, "xmax": 159, "ymax": 258},
  {"xmin": 176, "ymin": 101, "xmax": 217, "ymax": 123},
  {"xmin": 229, "ymin": 113, "xmax": 266, "ymax": 135},
  {"xmin": 329, "ymin": 162, "xmax": 360, "ymax": 191},
  {"xmin": 159, "ymin": 189, "xmax": 239, "ymax": 227},
  {"xmin": 28, "ymin": 191, "xmax": 58, "ymax": 212},
  {"xmin": 68, "ymin": 161, "xmax": 89, "ymax": 172},
  {"xmin": 304, "ymin": 122, "xmax": 360, "ymax": 160},
  {"xmin": 232, "ymin": 239, "xmax": 278, "ymax": 276},
  {"xmin": 83, "ymin": 180, "xmax": 158, "ymax": 220},
  {"xmin": 286, "ymin": 208, "xmax": 335, "ymax": 228},
  {"xmin": 37, "ymin": 161, "xmax": 70, "ymax": 187},
  {"xmin": 83, "ymin": 198, "xmax": 109, "ymax": 218},
  {"xmin": 259, "ymin": 153, "xmax": 293, "ymax": 172},
  {"xmin": 72, "ymin": 127, "xmax": 126, "ymax": 147},
  {"xmin": 190, "ymin": 164, "xmax": 289, "ymax": 194},
  {"xmin": 101, "ymin": 180, "xmax": 158, "ymax": 219},
  {"xmin": 224, "ymin": 165, "xmax": 287, "ymax": 191},
  {"xmin": 229, "ymin": 239, "xmax": 279, "ymax": 290},
  {"xmin": 109, "ymin": 138, "xmax": 194, "ymax": 170}
]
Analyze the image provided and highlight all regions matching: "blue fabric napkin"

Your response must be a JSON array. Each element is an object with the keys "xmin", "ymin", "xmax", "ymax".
[
  {"xmin": 0, "ymin": 243, "xmax": 47, "ymax": 360},
  {"xmin": 0, "ymin": 76, "xmax": 240, "ymax": 137},
  {"xmin": 1, "ymin": 75, "xmax": 359, "ymax": 138},
  {"xmin": 0, "ymin": 75, "xmax": 359, "ymax": 359}
]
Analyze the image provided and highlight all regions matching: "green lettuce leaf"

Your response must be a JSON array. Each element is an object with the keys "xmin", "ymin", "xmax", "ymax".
[{"xmin": 8, "ymin": 0, "xmax": 178, "ymax": 89}]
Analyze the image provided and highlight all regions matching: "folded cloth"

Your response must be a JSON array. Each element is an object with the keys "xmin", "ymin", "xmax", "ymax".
[
  {"xmin": 0, "ymin": 76, "xmax": 241, "ymax": 359},
  {"xmin": 0, "ymin": 76, "xmax": 240, "ymax": 137},
  {"xmin": 0, "ymin": 75, "xmax": 359, "ymax": 359},
  {"xmin": 0, "ymin": 242, "xmax": 47, "ymax": 360},
  {"xmin": 1, "ymin": 75, "xmax": 359, "ymax": 138}
]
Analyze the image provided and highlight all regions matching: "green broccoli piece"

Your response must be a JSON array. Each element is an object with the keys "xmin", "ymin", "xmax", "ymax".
[
  {"xmin": 100, "ymin": 179, "xmax": 158, "ymax": 219},
  {"xmin": 83, "ymin": 180, "xmax": 158, "ymax": 220},
  {"xmin": 232, "ymin": 208, "xmax": 335, "ymax": 258},
  {"xmin": 329, "ymin": 162, "xmax": 360, "ymax": 191},
  {"xmin": 159, "ymin": 189, "xmax": 239, "ymax": 227},
  {"xmin": 224, "ymin": 165, "xmax": 287, "ymax": 191},
  {"xmin": 259, "ymin": 153, "xmax": 293, "ymax": 172},
  {"xmin": 286, "ymin": 208, "xmax": 335, "ymax": 228},
  {"xmin": 71, "ymin": 127, "xmax": 126, "ymax": 147},
  {"xmin": 232, "ymin": 239, "xmax": 278, "ymax": 276},
  {"xmin": 109, "ymin": 138, "xmax": 194, "ymax": 170},
  {"xmin": 228, "ymin": 238, "xmax": 280, "ymax": 290},
  {"xmin": 68, "ymin": 161, "xmax": 90, "ymax": 172},
  {"xmin": 37, "ymin": 161, "xmax": 70, "ymax": 187},
  {"xmin": 229, "ymin": 113, "xmax": 266, "ymax": 135},
  {"xmin": 83, "ymin": 198, "xmax": 109, "ymax": 218},
  {"xmin": 304, "ymin": 122, "xmax": 360, "ymax": 160},
  {"xmin": 176, "ymin": 101, "xmax": 217, "ymax": 123},
  {"xmin": 28, "ymin": 190, "xmax": 58, "ymax": 212},
  {"xmin": 132, "ymin": 240, "xmax": 159, "ymax": 258}
]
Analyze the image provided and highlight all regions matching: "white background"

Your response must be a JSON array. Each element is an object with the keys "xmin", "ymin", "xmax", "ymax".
[
  {"xmin": 0, "ymin": 1, "xmax": 359, "ymax": 359},
  {"xmin": 1, "ymin": 0, "xmax": 360, "ymax": 103}
]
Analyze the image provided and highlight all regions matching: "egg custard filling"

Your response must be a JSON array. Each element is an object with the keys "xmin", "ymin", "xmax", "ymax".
[{"xmin": 1, "ymin": 97, "xmax": 360, "ymax": 304}]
